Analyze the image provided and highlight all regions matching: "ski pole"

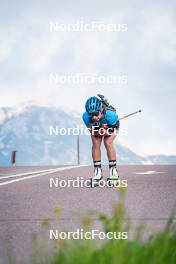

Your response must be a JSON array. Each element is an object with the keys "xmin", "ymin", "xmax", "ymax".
[{"xmin": 119, "ymin": 109, "xmax": 142, "ymax": 121}]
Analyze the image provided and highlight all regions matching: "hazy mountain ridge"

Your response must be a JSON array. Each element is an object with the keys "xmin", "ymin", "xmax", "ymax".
[{"xmin": 0, "ymin": 103, "xmax": 175, "ymax": 166}]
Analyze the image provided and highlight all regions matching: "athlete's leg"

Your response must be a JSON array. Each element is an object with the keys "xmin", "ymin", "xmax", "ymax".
[
  {"xmin": 91, "ymin": 135, "xmax": 102, "ymax": 161},
  {"xmin": 104, "ymin": 134, "xmax": 117, "ymax": 160},
  {"xmin": 91, "ymin": 135, "xmax": 103, "ymax": 181},
  {"xmin": 104, "ymin": 133, "xmax": 119, "ymax": 180}
]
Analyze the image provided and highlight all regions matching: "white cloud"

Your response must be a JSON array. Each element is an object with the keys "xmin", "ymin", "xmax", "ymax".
[{"xmin": 0, "ymin": 0, "xmax": 175, "ymax": 155}]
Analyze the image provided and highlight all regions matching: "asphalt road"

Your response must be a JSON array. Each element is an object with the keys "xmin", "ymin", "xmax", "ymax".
[{"xmin": 0, "ymin": 165, "xmax": 176, "ymax": 264}]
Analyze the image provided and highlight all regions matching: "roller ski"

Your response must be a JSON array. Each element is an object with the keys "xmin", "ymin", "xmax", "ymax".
[
  {"xmin": 107, "ymin": 167, "xmax": 120, "ymax": 187},
  {"xmin": 90, "ymin": 167, "xmax": 102, "ymax": 188}
]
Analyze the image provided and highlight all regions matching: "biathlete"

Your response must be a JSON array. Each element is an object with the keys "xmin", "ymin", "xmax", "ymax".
[{"xmin": 82, "ymin": 95, "xmax": 120, "ymax": 186}]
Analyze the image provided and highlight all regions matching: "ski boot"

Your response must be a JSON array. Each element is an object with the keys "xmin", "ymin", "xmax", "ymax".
[
  {"xmin": 90, "ymin": 167, "xmax": 102, "ymax": 187},
  {"xmin": 107, "ymin": 167, "xmax": 120, "ymax": 187}
]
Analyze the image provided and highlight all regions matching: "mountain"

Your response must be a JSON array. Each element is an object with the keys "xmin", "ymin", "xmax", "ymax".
[
  {"xmin": 0, "ymin": 103, "xmax": 175, "ymax": 166},
  {"xmin": 147, "ymin": 155, "xmax": 176, "ymax": 165}
]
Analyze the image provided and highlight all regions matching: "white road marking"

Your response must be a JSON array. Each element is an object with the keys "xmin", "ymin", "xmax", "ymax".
[
  {"xmin": 0, "ymin": 168, "xmax": 63, "ymax": 179},
  {"xmin": 134, "ymin": 171, "xmax": 164, "ymax": 175},
  {"xmin": 0, "ymin": 165, "xmax": 86, "ymax": 186}
]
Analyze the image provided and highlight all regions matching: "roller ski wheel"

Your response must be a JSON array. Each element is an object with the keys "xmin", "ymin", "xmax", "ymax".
[
  {"xmin": 90, "ymin": 177, "xmax": 102, "ymax": 188},
  {"xmin": 107, "ymin": 177, "xmax": 120, "ymax": 187}
]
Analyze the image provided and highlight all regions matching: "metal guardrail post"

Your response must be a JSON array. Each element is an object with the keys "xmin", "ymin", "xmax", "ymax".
[
  {"xmin": 11, "ymin": 150, "xmax": 17, "ymax": 166},
  {"xmin": 77, "ymin": 135, "xmax": 80, "ymax": 165}
]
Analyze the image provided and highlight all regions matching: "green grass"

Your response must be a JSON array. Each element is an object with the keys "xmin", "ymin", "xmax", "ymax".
[{"xmin": 32, "ymin": 189, "xmax": 176, "ymax": 264}]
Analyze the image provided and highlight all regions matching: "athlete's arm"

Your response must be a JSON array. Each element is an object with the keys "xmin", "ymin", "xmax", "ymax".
[
  {"xmin": 82, "ymin": 112, "xmax": 101, "ymax": 136},
  {"xmin": 105, "ymin": 110, "xmax": 119, "ymax": 127}
]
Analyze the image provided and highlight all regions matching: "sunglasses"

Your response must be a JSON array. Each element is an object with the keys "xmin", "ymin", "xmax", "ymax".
[{"xmin": 90, "ymin": 111, "xmax": 100, "ymax": 117}]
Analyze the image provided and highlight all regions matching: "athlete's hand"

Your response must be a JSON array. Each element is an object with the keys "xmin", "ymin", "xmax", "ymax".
[
  {"xmin": 98, "ymin": 124, "xmax": 109, "ymax": 136},
  {"xmin": 88, "ymin": 125, "xmax": 110, "ymax": 136},
  {"xmin": 102, "ymin": 124, "xmax": 108, "ymax": 129}
]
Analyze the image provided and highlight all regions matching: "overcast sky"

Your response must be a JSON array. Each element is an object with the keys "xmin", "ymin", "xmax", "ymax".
[{"xmin": 0, "ymin": 0, "xmax": 175, "ymax": 156}]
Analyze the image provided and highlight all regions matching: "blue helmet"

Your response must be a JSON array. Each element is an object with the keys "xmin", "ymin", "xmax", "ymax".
[{"xmin": 85, "ymin": 96, "xmax": 102, "ymax": 114}]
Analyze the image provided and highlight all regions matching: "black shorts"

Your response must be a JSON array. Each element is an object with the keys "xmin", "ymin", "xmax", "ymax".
[{"xmin": 93, "ymin": 121, "xmax": 120, "ymax": 138}]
